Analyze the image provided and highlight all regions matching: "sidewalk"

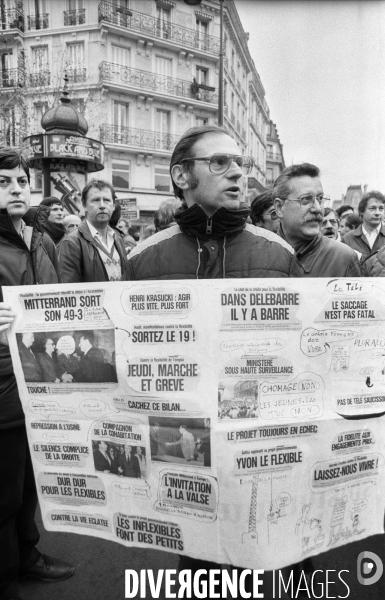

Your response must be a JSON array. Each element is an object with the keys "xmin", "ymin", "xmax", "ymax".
[{"xmin": 19, "ymin": 508, "xmax": 384, "ymax": 600}]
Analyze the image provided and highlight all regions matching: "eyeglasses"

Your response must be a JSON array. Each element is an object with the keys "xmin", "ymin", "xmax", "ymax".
[
  {"xmin": 284, "ymin": 194, "xmax": 330, "ymax": 208},
  {"xmin": 180, "ymin": 153, "xmax": 254, "ymax": 175}
]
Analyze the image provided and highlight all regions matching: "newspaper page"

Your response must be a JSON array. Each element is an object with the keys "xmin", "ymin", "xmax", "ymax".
[{"xmin": 3, "ymin": 278, "xmax": 385, "ymax": 570}]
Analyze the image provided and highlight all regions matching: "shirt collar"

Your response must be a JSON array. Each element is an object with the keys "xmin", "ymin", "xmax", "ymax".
[
  {"xmin": 362, "ymin": 223, "xmax": 381, "ymax": 239},
  {"xmin": 86, "ymin": 219, "xmax": 115, "ymax": 240}
]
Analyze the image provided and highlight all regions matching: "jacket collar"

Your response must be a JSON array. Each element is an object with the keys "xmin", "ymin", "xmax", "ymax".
[
  {"xmin": 174, "ymin": 202, "xmax": 249, "ymax": 241},
  {"xmin": 353, "ymin": 223, "xmax": 385, "ymax": 237},
  {"xmin": 278, "ymin": 224, "xmax": 322, "ymax": 274},
  {"xmin": 42, "ymin": 220, "xmax": 66, "ymax": 245}
]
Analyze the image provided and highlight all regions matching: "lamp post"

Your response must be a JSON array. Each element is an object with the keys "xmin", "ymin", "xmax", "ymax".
[{"xmin": 184, "ymin": 0, "xmax": 224, "ymax": 126}]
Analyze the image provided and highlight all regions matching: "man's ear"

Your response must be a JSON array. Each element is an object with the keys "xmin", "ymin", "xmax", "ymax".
[
  {"xmin": 274, "ymin": 197, "xmax": 285, "ymax": 219},
  {"xmin": 171, "ymin": 164, "xmax": 190, "ymax": 191}
]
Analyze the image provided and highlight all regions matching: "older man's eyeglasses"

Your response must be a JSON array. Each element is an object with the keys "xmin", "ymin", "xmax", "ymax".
[
  {"xmin": 284, "ymin": 194, "xmax": 330, "ymax": 208},
  {"xmin": 180, "ymin": 153, "xmax": 254, "ymax": 175}
]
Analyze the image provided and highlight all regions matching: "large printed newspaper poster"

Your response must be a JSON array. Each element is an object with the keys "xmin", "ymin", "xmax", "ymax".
[{"xmin": 4, "ymin": 278, "xmax": 385, "ymax": 570}]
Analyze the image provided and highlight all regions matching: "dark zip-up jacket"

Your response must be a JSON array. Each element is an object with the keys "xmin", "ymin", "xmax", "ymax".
[
  {"xmin": 0, "ymin": 206, "xmax": 61, "ymax": 428},
  {"xmin": 127, "ymin": 203, "xmax": 298, "ymax": 280},
  {"xmin": 277, "ymin": 226, "xmax": 362, "ymax": 277},
  {"xmin": 58, "ymin": 220, "xmax": 129, "ymax": 283}
]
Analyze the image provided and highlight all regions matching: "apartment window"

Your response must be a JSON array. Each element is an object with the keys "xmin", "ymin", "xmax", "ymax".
[
  {"xmin": 155, "ymin": 164, "xmax": 171, "ymax": 192},
  {"xmin": 66, "ymin": 42, "xmax": 86, "ymax": 82},
  {"xmin": 114, "ymin": 101, "xmax": 129, "ymax": 129},
  {"xmin": 156, "ymin": 56, "xmax": 172, "ymax": 78},
  {"xmin": 112, "ymin": 161, "xmax": 130, "ymax": 189},
  {"xmin": 65, "ymin": 0, "xmax": 85, "ymax": 25},
  {"xmin": 196, "ymin": 18, "xmax": 209, "ymax": 50},
  {"xmin": 112, "ymin": 0, "xmax": 130, "ymax": 26},
  {"xmin": 157, "ymin": 109, "xmax": 170, "ymax": 135},
  {"xmin": 112, "ymin": 45, "xmax": 130, "ymax": 66},
  {"xmin": 196, "ymin": 116, "xmax": 208, "ymax": 127},
  {"xmin": 30, "ymin": 46, "xmax": 49, "ymax": 86},
  {"xmin": 196, "ymin": 66, "xmax": 208, "ymax": 86},
  {"xmin": 156, "ymin": 6, "xmax": 171, "ymax": 39},
  {"xmin": 267, "ymin": 167, "xmax": 274, "ymax": 183}
]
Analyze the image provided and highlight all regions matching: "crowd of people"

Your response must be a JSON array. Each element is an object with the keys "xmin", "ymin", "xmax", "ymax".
[{"xmin": 1, "ymin": 123, "xmax": 385, "ymax": 598}]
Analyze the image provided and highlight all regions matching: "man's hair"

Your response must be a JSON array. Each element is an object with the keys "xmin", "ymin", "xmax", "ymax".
[
  {"xmin": 273, "ymin": 163, "xmax": 320, "ymax": 201},
  {"xmin": 40, "ymin": 196, "xmax": 63, "ymax": 208},
  {"xmin": 345, "ymin": 213, "xmax": 362, "ymax": 230},
  {"xmin": 250, "ymin": 191, "xmax": 274, "ymax": 225},
  {"xmin": 81, "ymin": 179, "xmax": 116, "ymax": 207},
  {"xmin": 358, "ymin": 191, "xmax": 385, "ymax": 216},
  {"xmin": 335, "ymin": 204, "xmax": 353, "ymax": 218},
  {"xmin": 0, "ymin": 147, "xmax": 30, "ymax": 182},
  {"xmin": 79, "ymin": 330, "xmax": 94, "ymax": 345},
  {"xmin": 170, "ymin": 125, "xmax": 230, "ymax": 200},
  {"xmin": 323, "ymin": 207, "xmax": 338, "ymax": 220},
  {"xmin": 154, "ymin": 198, "xmax": 182, "ymax": 231}
]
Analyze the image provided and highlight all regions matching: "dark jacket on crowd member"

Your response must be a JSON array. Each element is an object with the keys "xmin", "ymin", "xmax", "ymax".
[
  {"xmin": 342, "ymin": 223, "xmax": 385, "ymax": 260},
  {"xmin": 127, "ymin": 203, "xmax": 298, "ymax": 280},
  {"xmin": 277, "ymin": 226, "xmax": 362, "ymax": 277},
  {"xmin": 362, "ymin": 246, "xmax": 385, "ymax": 276},
  {"xmin": 0, "ymin": 207, "xmax": 61, "ymax": 427},
  {"xmin": 58, "ymin": 221, "xmax": 129, "ymax": 283},
  {"xmin": 42, "ymin": 220, "xmax": 66, "ymax": 246},
  {"xmin": 17, "ymin": 342, "xmax": 43, "ymax": 382},
  {"xmin": 37, "ymin": 352, "xmax": 60, "ymax": 383}
]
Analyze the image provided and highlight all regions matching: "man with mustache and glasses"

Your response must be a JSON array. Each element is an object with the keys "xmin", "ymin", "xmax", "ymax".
[
  {"xmin": 0, "ymin": 148, "xmax": 74, "ymax": 599},
  {"xmin": 273, "ymin": 163, "xmax": 362, "ymax": 277},
  {"xmin": 127, "ymin": 125, "xmax": 298, "ymax": 280}
]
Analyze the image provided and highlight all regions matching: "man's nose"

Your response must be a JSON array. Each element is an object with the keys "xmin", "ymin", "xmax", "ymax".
[
  {"xmin": 227, "ymin": 160, "xmax": 243, "ymax": 178},
  {"xmin": 10, "ymin": 179, "xmax": 23, "ymax": 193}
]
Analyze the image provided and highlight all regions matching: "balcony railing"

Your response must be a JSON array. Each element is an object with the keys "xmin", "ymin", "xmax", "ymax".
[
  {"xmin": 98, "ymin": 1, "xmax": 220, "ymax": 54},
  {"xmin": 29, "ymin": 71, "xmax": 51, "ymax": 87},
  {"xmin": 65, "ymin": 68, "xmax": 87, "ymax": 83},
  {"xmin": 266, "ymin": 178, "xmax": 274, "ymax": 186},
  {"xmin": 99, "ymin": 62, "xmax": 218, "ymax": 104},
  {"xmin": 100, "ymin": 124, "xmax": 180, "ymax": 152},
  {"xmin": 0, "ymin": 7, "xmax": 24, "ymax": 31},
  {"xmin": 0, "ymin": 68, "xmax": 25, "ymax": 89},
  {"xmin": 267, "ymin": 152, "xmax": 283, "ymax": 162},
  {"xmin": 64, "ymin": 8, "xmax": 85, "ymax": 26},
  {"xmin": 28, "ymin": 13, "xmax": 49, "ymax": 30}
]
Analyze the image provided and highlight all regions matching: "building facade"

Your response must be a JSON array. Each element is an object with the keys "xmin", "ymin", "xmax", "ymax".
[
  {"xmin": 265, "ymin": 120, "xmax": 285, "ymax": 188},
  {"xmin": 1, "ymin": 0, "xmax": 282, "ymax": 231}
]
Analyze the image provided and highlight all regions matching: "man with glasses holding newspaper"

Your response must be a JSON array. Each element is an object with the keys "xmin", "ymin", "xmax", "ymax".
[
  {"xmin": 273, "ymin": 163, "xmax": 361, "ymax": 277},
  {"xmin": 127, "ymin": 125, "xmax": 298, "ymax": 280}
]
